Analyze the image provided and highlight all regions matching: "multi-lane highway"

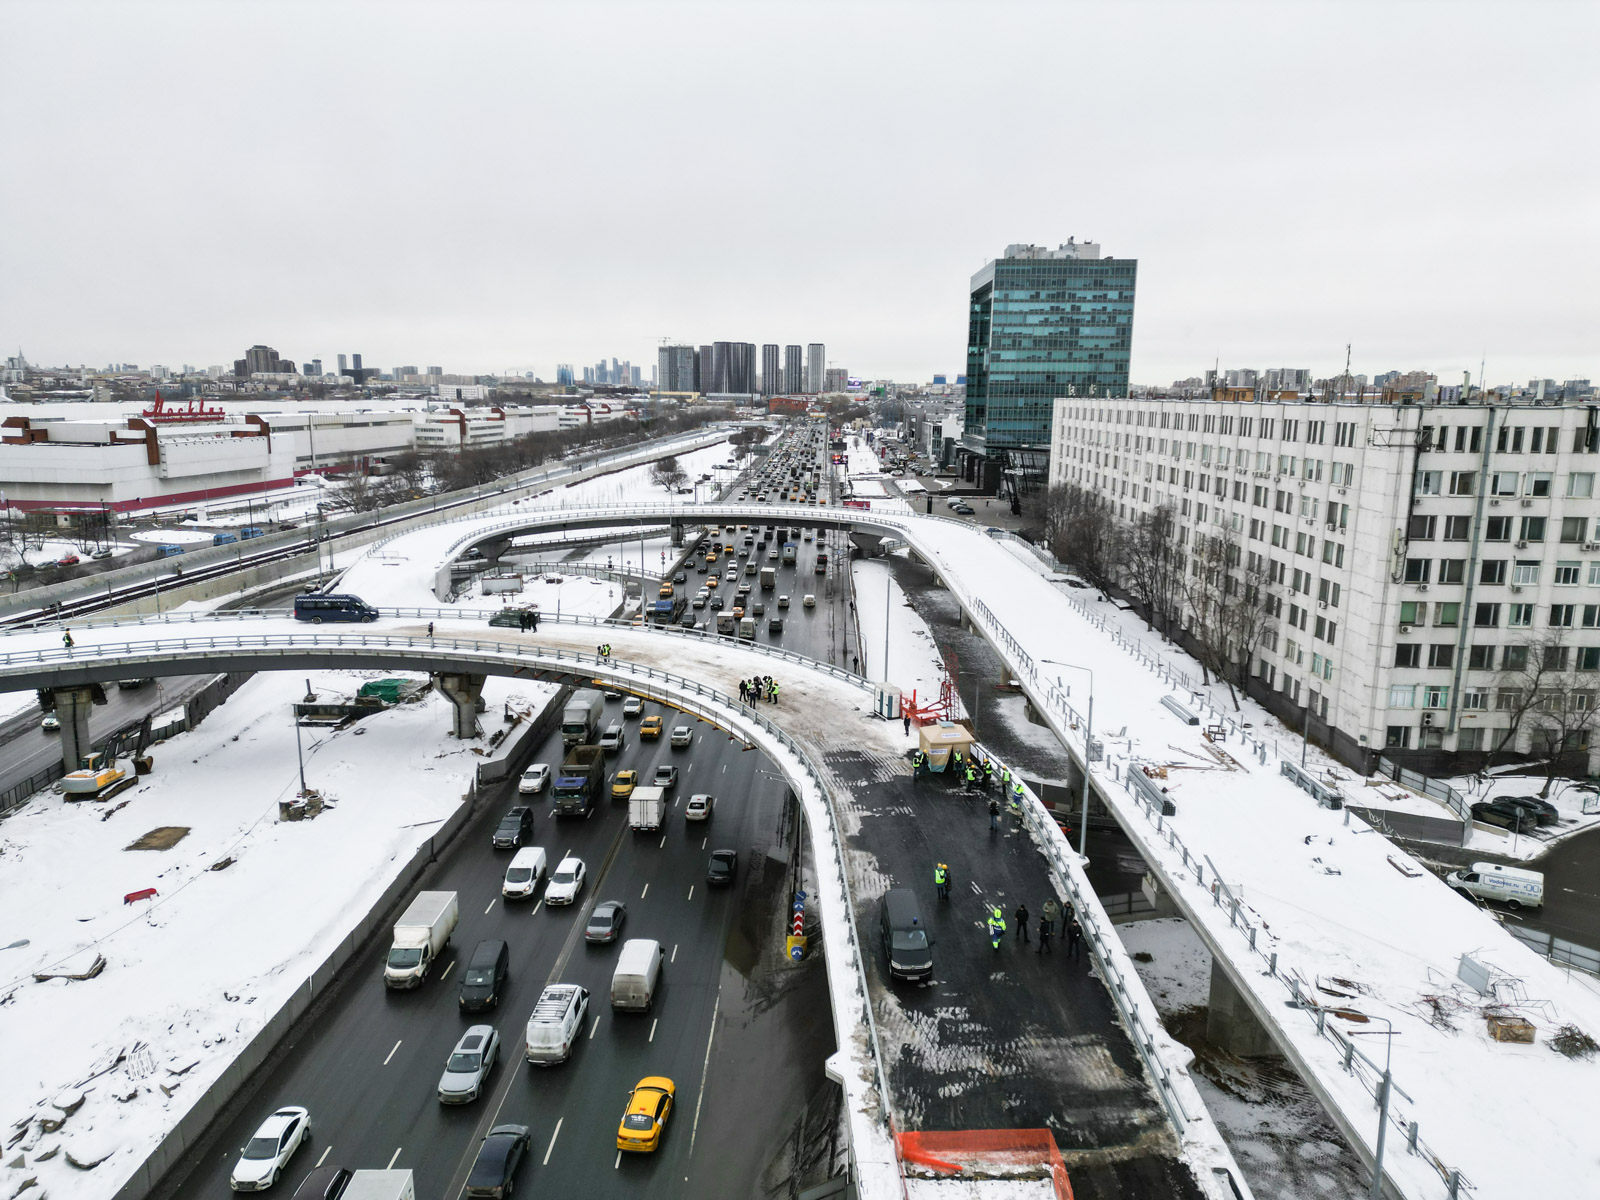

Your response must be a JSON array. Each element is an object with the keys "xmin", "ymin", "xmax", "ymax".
[
  {"xmin": 161, "ymin": 701, "xmax": 801, "ymax": 1200},
  {"xmin": 155, "ymin": 425, "xmax": 849, "ymax": 1200}
]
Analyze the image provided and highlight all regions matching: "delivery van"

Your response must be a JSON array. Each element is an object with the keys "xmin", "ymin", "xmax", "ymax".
[
  {"xmin": 880, "ymin": 888, "xmax": 933, "ymax": 984},
  {"xmin": 1446, "ymin": 862, "xmax": 1544, "ymax": 909},
  {"xmin": 501, "ymin": 847, "xmax": 549, "ymax": 901},
  {"xmin": 610, "ymin": 938, "xmax": 665, "ymax": 1012}
]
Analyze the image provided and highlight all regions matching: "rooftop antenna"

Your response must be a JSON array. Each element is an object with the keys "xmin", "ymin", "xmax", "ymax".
[
  {"xmin": 1342, "ymin": 343, "xmax": 1352, "ymax": 399},
  {"xmin": 1477, "ymin": 353, "xmax": 1486, "ymax": 397}
]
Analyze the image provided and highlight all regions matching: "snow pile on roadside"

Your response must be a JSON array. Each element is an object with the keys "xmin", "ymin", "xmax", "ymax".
[{"xmin": 0, "ymin": 670, "xmax": 548, "ymax": 1200}]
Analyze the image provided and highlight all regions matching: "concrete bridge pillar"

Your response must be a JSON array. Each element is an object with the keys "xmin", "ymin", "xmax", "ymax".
[
  {"xmin": 432, "ymin": 673, "xmax": 487, "ymax": 739},
  {"xmin": 670, "ymin": 520, "xmax": 685, "ymax": 547},
  {"xmin": 848, "ymin": 531, "xmax": 882, "ymax": 557},
  {"xmin": 52, "ymin": 687, "xmax": 96, "ymax": 772},
  {"xmin": 1205, "ymin": 959, "xmax": 1281, "ymax": 1058}
]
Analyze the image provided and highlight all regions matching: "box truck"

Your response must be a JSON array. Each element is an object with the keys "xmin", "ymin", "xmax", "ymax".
[
  {"xmin": 628, "ymin": 786, "xmax": 666, "ymax": 832},
  {"xmin": 384, "ymin": 891, "xmax": 459, "ymax": 989},
  {"xmin": 560, "ymin": 688, "xmax": 605, "ymax": 747}
]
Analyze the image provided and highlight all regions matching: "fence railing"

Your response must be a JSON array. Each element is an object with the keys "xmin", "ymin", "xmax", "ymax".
[
  {"xmin": 1507, "ymin": 925, "xmax": 1600, "ymax": 976},
  {"xmin": 0, "ymin": 608, "xmax": 876, "ymax": 693},
  {"xmin": 1374, "ymin": 755, "xmax": 1472, "ymax": 822},
  {"xmin": 0, "ymin": 763, "xmax": 65, "ymax": 820}
]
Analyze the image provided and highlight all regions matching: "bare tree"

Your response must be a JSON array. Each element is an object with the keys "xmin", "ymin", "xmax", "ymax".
[
  {"xmin": 1041, "ymin": 484, "xmax": 1121, "ymax": 593},
  {"xmin": 1179, "ymin": 526, "xmax": 1279, "ymax": 709},
  {"xmin": 1492, "ymin": 632, "xmax": 1599, "ymax": 795},
  {"xmin": 1121, "ymin": 503, "xmax": 1185, "ymax": 637},
  {"xmin": 650, "ymin": 454, "xmax": 687, "ymax": 493}
]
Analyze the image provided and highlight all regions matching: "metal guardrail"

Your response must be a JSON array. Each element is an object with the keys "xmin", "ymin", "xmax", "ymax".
[
  {"xmin": 0, "ymin": 763, "xmax": 65, "ymax": 819},
  {"xmin": 1506, "ymin": 925, "xmax": 1600, "ymax": 977},
  {"xmin": 0, "ymin": 607, "xmax": 876, "ymax": 693},
  {"xmin": 1374, "ymin": 755, "xmax": 1472, "ymax": 823}
]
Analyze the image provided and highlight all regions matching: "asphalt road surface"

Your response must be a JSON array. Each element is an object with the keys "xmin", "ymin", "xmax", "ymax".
[{"xmin": 159, "ymin": 697, "xmax": 816, "ymax": 1200}]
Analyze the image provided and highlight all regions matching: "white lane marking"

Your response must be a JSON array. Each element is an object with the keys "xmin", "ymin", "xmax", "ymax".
[
  {"xmin": 386, "ymin": 1147, "xmax": 402, "ymax": 1169},
  {"xmin": 383, "ymin": 1040, "xmax": 402, "ymax": 1065},
  {"xmin": 542, "ymin": 1118, "xmax": 563, "ymax": 1165},
  {"xmin": 314, "ymin": 1146, "xmax": 330, "ymax": 1168},
  {"xmin": 641, "ymin": 883, "xmax": 649, "ymax": 898},
  {"xmin": 659, "ymin": 835, "xmax": 667, "ymax": 849},
  {"xmin": 688, "ymin": 993, "xmax": 722, "ymax": 1156},
  {"xmin": 721, "ymin": 764, "xmax": 727, "ymax": 773},
  {"xmin": 649, "ymin": 1018, "xmax": 658, "ymax": 1043},
  {"xmin": 440, "ymin": 959, "xmax": 456, "ymax": 982},
  {"xmin": 484, "ymin": 899, "xmax": 497, "ymax": 915},
  {"xmin": 589, "ymin": 1015, "xmax": 601, "ymax": 1040},
  {"xmin": 614, "ymin": 1151, "xmax": 622, "ymax": 1170},
  {"xmin": 701, "ymin": 837, "xmax": 706, "ymax": 849},
  {"xmin": 671, "ymin": 943, "xmax": 678, "ymax": 963},
  {"xmin": 531, "ymin": 900, "xmax": 543, "ymax": 916},
  {"xmin": 687, "ymin": 885, "xmax": 695, "ymax": 901}
]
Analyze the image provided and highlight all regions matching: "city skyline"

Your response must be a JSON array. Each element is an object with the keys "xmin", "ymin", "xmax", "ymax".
[{"xmin": 1, "ymin": 2, "xmax": 1593, "ymax": 386}]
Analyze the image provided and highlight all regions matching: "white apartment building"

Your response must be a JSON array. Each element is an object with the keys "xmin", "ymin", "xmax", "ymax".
[{"xmin": 1051, "ymin": 396, "xmax": 1600, "ymax": 774}]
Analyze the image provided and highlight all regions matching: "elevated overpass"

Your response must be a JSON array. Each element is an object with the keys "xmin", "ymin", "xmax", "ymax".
[
  {"xmin": 12, "ymin": 497, "xmax": 1600, "ymax": 1198},
  {"xmin": 0, "ymin": 610, "xmax": 1243, "ymax": 1198}
]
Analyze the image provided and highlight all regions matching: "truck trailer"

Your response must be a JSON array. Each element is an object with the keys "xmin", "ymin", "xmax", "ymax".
[{"xmin": 560, "ymin": 688, "xmax": 605, "ymax": 747}]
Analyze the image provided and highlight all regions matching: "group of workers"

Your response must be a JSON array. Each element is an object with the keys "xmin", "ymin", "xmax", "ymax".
[
  {"xmin": 740, "ymin": 675, "xmax": 779, "ymax": 705},
  {"xmin": 983, "ymin": 897, "xmax": 1083, "ymax": 956}
]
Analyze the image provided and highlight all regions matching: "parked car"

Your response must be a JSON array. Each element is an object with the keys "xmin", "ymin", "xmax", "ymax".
[
  {"xmin": 517, "ymin": 764, "xmax": 550, "ymax": 795},
  {"xmin": 584, "ymin": 900, "xmax": 627, "ymax": 944},
  {"xmin": 1498, "ymin": 794, "xmax": 1561, "ymax": 826},
  {"xmin": 229, "ymin": 1106, "xmax": 310, "ymax": 1191},
  {"xmin": 463, "ymin": 1125, "xmax": 530, "ymax": 1200},
  {"xmin": 706, "ymin": 849, "xmax": 738, "ymax": 886},
  {"xmin": 492, "ymin": 806, "xmax": 535, "ymax": 849},
  {"xmin": 56, "ymin": 554, "xmax": 80, "ymax": 567},
  {"xmin": 546, "ymin": 856, "xmax": 587, "ymax": 905},
  {"xmin": 1471, "ymin": 799, "xmax": 1539, "ymax": 831}
]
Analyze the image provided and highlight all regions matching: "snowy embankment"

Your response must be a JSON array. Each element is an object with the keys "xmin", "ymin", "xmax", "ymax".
[
  {"xmin": 907, "ymin": 521, "xmax": 1600, "ymax": 1200},
  {"xmin": 0, "ymin": 670, "xmax": 555, "ymax": 1200}
]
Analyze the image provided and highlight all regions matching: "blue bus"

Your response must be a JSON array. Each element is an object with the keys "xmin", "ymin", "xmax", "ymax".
[
  {"xmin": 239, "ymin": 527, "xmax": 264, "ymax": 540},
  {"xmin": 155, "ymin": 544, "xmax": 185, "ymax": 558},
  {"xmin": 212, "ymin": 531, "xmax": 239, "ymax": 546},
  {"xmin": 293, "ymin": 593, "xmax": 380, "ymax": 624}
]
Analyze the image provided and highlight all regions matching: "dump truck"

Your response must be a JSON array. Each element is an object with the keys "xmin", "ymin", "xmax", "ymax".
[
  {"xmin": 560, "ymin": 688, "xmax": 605, "ymax": 747},
  {"xmin": 628, "ymin": 786, "xmax": 666, "ymax": 832},
  {"xmin": 552, "ymin": 745, "xmax": 605, "ymax": 817},
  {"xmin": 384, "ymin": 891, "xmax": 458, "ymax": 989}
]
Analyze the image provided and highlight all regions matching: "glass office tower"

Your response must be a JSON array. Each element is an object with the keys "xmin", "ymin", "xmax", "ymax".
[{"xmin": 962, "ymin": 241, "xmax": 1136, "ymax": 493}]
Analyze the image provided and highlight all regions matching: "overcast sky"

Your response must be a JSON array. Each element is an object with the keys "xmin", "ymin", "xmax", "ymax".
[{"xmin": 2, "ymin": 1, "xmax": 1595, "ymax": 387}]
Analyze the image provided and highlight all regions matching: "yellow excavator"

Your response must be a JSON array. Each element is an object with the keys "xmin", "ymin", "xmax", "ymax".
[{"xmin": 63, "ymin": 715, "xmax": 151, "ymax": 801}]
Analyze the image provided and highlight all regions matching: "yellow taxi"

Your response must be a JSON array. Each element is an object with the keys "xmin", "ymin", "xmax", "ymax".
[
  {"xmin": 639, "ymin": 715, "xmax": 664, "ymax": 740},
  {"xmin": 706, "ymin": 576, "xmax": 720, "ymax": 589},
  {"xmin": 616, "ymin": 1076, "xmax": 675, "ymax": 1152},
  {"xmin": 611, "ymin": 770, "xmax": 638, "ymax": 800},
  {"xmin": 658, "ymin": 582, "xmax": 674, "ymax": 599}
]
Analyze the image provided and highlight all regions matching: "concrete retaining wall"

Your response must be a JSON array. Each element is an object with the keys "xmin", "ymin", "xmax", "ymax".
[{"xmin": 113, "ymin": 687, "xmax": 566, "ymax": 1200}]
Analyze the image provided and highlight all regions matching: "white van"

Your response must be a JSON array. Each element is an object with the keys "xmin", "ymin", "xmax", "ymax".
[
  {"xmin": 1446, "ymin": 861, "xmax": 1545, "ymax": 909},
  {"xmin": 501, "ymin": 847, "xmax": 548, "ymax": 901},
  {"xmin": 610, "ymin": 938, "xmax": 665, "ymax": 1012},
  {"xmin": 524, "ymin": 983, "xmax": 589, "ymax": 1065}
]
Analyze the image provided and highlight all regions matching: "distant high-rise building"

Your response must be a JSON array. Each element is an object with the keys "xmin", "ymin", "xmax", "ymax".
[
  {"xmin": 556, "ymin": 364, "xmax": 575, "ymax": 387},
  {"xmin": 309, "ymin": 359, "xmax": 322, "ymax": 377},
  {"xmin": 658, "ymin": 346, "xmax": 696, "ymax": 392},
  {"xmin": 630, "ymin": 365, "xmax": 642, "ymax": 387},
  {"xmin": 962, "ymin": 240, "xmax": 1136, "ymax": 492},
  {"xmin": 240, "ymin": 344, "xmax": 294, "ymax": 376},
  {"xmin": 426, "ymin": 365, "xmax": 441, "ymax": 376},
  {"xmin": 337, "ymin": 354, "xmax": 348, "ymax": 375},
  {"xmin": 805, "ymin": 344, "xmax": 825, "ymax": 394},
  {"xmin": 582, "ymin": 366, "xmax": 595, "ymax": 384},
  {"xmin": 824, "ymin": 367, "xmax": 848, "ymax": 393},
  {"xmin": 761, "ymin": 344, "xmax": 781, "ymax": 396},
  {"xmin": 784, "ymin": 345, "xmax": 802, "ymax": 394},
  {"xmin": 697, "ymin": 345, "xmax": 713, "ymax": 393},
  {"xmin": 395, "ymin": 364, "xmax": 419, "ymax": 378}
]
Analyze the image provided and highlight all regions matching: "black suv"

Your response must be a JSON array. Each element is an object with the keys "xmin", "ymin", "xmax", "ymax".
[{"xmin": 492, "ymin": 806, "xmax": 535, "ymax": 849}]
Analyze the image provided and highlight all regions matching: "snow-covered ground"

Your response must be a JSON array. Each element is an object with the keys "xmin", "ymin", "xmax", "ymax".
[
  {"xmin": 17, "ymin": 538, "xmax": 137, "ymax": 566},
  {"xmin": 127, "ymin": 528, "xmax": 216, "ymax": 546},
  {"xmin": 851, "ymin": 558, "xmax": 953, "ymax": 714},
  {"xmin": 1118, "ymin": 919, "xmax": 1368, "ymax": 1200},
  {"xmin": 0, "ymin": 669, "xmax": 555, "ymax": 1200}
]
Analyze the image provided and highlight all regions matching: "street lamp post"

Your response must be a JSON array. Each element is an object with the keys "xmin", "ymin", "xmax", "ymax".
[
  {"xmin": 1042, "ymin": 659, "xmax": 1095, "ymax": 858},
  {"xmin": 1348, "ymin": 1016, "xmax": 1399, "ymax": 1200}
]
